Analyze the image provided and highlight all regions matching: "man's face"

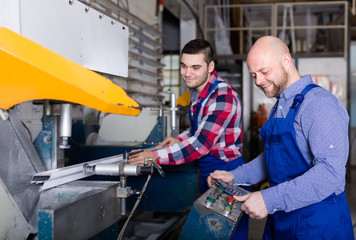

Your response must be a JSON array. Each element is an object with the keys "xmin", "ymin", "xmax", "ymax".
[
  {"xmin": 180, "ymin": 53, "xmax": 212, "ymax": 93},
  {"xmin": 247, "ymin": 51, "xmax": 289, "ymax": 98}
]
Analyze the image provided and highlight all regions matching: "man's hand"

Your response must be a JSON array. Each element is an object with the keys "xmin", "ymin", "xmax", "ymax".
[
  {"xmin": 207, "ymin": 170, "xmax": 234, "ymax": 187},
  {"xmin": 234, "ymin": 191, "xmax": 268, "ymax": 220},
  {"xmin": 156, "ymin": 136, "xmax": 180, "ymax": 148},
  {"xmin": 128, "ymin": 149, "xmax": 154, "ymax": 165}
]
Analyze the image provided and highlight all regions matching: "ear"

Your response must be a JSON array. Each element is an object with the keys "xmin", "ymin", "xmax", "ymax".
[
  {"xmin": 208, "ymin": 60, "xmax": 215, "ymax": 73},
  {"xmin": 282, "ymin": 54, "xmax": 292, "ymax": 69}
]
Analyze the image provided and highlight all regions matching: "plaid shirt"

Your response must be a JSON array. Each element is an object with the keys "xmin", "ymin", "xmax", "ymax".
[{"xmin": 154, "ymin": 70, "xmax": 243, "ymax": 165}]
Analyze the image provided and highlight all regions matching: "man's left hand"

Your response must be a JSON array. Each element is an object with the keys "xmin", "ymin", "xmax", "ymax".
[
  {"xmin": 156, "ymin": 136, "xmax": 180, "ymax": 148},
  {"xmin": 128, "ymin": 149, "xmax": 154, "ymax": 165},
  {"xmin": 234, "ymin": 191, "xmax": 268, "ymax": 220}
]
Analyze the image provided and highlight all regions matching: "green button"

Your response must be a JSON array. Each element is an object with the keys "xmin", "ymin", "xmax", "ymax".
[{"xmin": 207, "ymin": 196, "xmax": 215, "ymax": 203}]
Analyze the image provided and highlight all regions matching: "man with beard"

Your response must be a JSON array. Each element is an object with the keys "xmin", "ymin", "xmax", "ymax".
[
  {"xmin": 129, "ymin": 39, "xmax": 248, "ymax": 240},
  {"xmin": 208, "ymin": 36, "xmax": 354, "ymax": 239}
]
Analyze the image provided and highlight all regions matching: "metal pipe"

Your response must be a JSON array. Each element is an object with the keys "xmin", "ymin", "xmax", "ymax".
[
  {"xmin": 123, "ymin": 151, "xmax": 129, "ymax": 163},
  {"xmin": 170, "ymin": 92, "xmax": 178, "ymax": 137},
  {"xmin": 43, "ymin": 100, "xmax": 53, "ymax": 116},
  {"xmin": 59, "ymin": 103, "xmax": 72, "ymax": 149},
  {"xmin": 83, "ymin": 163, "xmax": 149, "ymax": 176},
  {"xmin": 120, "ymin": 176, "xmax": 127, "ymax": 215}
]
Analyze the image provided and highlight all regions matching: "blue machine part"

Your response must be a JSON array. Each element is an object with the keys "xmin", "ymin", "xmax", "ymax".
[
  {"xmin": 33, "ymin": 115, "xmax": 58, "ymax": 170},
  {"xmin": 144, "ymin": 116, "xmax": 165, "ymax": 145},
  {"xmin": 179, "ymin": 205, "xmax": 236, "ymax": 240},
  {"xmin": 38, "ymin": 211, "xmax": 53, "ymax": 240},
  {"xmin": 179, "ymin": 184, "xmax": 249, "ymax": 240}
]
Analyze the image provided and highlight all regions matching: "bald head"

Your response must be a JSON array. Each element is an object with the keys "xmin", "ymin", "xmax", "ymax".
[
  {"xmin": 247, "ymin": 36, "xmax": 301, "ymax": 98},
  {"xmin": 248, "ymin": 36, "xmax": 290, "ymax": 64}
]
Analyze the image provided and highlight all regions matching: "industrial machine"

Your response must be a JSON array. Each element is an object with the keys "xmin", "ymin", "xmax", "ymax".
[
  {"xmin": 0, "ymin": 22, "xmax": 198, "ymax": 239},
  {"xmin": 0, "ymin": 26, "xmax": 166, "ymax": 240},
  {"xmin": 0, "ymin": 2, "xmax": 199, "ymax": 239}
]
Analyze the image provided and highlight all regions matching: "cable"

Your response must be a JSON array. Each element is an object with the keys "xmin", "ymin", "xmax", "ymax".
[
  {"xmin": 21, "ymin": 120, "xmax": 33, "ymax": 142},
  {"xmin": 117, "ymin": 174, "xmax": 152, "ymax": 240}
]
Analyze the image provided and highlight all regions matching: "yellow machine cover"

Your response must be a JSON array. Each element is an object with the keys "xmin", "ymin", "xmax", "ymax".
[{"xmin": 0, "ymin": 27, "xmax": 141, "ymax": 116}]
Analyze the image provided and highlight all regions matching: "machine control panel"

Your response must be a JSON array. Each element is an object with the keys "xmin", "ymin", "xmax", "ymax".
[
  {"xmin": 179, "ymin": 181, "xmax": 250, "ymax": 239},
  {"xmin": 200, "ymin": 180, "xmax": 250, "ymax": 221}
]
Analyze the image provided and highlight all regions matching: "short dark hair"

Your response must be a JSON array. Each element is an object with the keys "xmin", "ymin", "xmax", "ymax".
[{"xmin": 181, "ymin": 39, "xmax": 214, "ymax": 65}]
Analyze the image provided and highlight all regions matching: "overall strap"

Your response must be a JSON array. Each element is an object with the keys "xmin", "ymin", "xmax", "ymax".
[
  {"xmin": 269, "ymin": 100, "xmax": 279, "ymax": 119},
  {"xmin": 189, "ymin": 80, "xmax": 221, "ymax": 135},
  {"xmin": 287, "ymin": 84, "xmax": 319, "ymax": 119},
  {"xmin": 290, "ymin": 84, "xmax": 319, "ymax": 111}
]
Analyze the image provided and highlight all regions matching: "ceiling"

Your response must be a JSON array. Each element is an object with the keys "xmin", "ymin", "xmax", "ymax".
[{"xmin": 164, "ymin": 0, "xmax": 354, "ymax": 21}]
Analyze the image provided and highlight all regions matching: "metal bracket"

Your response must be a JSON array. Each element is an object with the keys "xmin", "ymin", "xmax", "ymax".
[
  {"xmin": 116, "ymin": 186, "xmax": 132, "ymax": 198},
  {"xmin": 0, "ymin": 109, "xmax": 9, "ymax": 121}
]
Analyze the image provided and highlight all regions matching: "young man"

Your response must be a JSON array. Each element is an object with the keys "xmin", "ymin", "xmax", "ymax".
[
  {"xmin": 129, "ymin": 39, "xmax": 248, "ymax": 240},
  {"xmin": 208, "ymin": 36, "xmax": 354, "ymax": 239}
]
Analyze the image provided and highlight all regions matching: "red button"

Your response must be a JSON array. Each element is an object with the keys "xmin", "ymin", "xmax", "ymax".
[{"xmin": 226, "ymin": 195, "xmax": 235, "ymax": 204}]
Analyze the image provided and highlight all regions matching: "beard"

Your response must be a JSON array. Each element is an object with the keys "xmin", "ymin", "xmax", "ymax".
[{"xmin": 262, "ymin": 68, "xmax": 289, "ymax": 98}]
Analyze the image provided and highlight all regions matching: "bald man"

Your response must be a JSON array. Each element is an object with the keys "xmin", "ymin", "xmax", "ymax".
[{"xmin": 208, "ymin": 36, "xmax": 354, "ymax": 239}]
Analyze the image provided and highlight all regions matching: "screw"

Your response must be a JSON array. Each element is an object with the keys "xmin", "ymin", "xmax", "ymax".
[{"xmin": 44, "ymin": 135, "xmax": 52, "ymax": 143}]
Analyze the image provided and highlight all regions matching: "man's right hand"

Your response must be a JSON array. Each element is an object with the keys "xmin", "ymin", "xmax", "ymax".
[
  {"xmin": 234, "ymin": 191, "xmax": 268, "ymax": 220},
  {"xmin": 207, "ymin": 170, "xmax": 234, "ymax": 187},
  {"xmin": 156, "ymin": 136, "xmax": 180, "ymax": 148}
]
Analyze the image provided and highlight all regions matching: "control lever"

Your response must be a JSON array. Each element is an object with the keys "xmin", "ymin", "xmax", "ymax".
[
  {"xmin": 152, "ymin": 161, "xmax": 165, "ymax": 177},
  {"xmin": 144, "ymin": 157, "xmax": 165, "ymax": 177},
  {"xmin": 214, "ymin": 180, "xmax": 249, "ymax": 199}
]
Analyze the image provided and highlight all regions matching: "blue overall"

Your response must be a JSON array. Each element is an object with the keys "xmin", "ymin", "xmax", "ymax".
[
  {"xmin": 260, "ymin": 84, "xmax": 354, "ymax": 240},
  {"xmin": 189, "ymin": 80, "xmax": 248, "ymax": 240}
]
